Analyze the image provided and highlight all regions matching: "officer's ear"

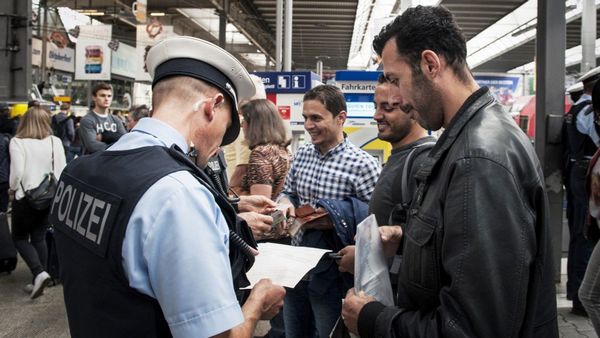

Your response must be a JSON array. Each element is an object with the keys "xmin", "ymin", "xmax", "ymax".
[{"xmin": 205, "ymin": 93, "xmax": 226, "ymax": 122}]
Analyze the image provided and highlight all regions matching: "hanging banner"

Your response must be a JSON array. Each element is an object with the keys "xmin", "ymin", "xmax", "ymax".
[
  {"xmin": 111, "ymin": 43, "xmax": 136, "ymax": 78},
  {"xmin": 32, "ymin": 38, "xmax": 75, "ymax": 73},
  {"xmin": 75, "ymin": 25, "xmax": 112, "ymax": 80},
  {"xmin": 474, "ymin": 74, "xmax": 523, "ymax": 106},
  {"xmin": 135, "ymin": 22, "xmax": 174, "ymax": 82}
]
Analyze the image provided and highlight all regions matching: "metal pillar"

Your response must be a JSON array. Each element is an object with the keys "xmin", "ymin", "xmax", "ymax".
[
  {"xmin": 316, "ymin": 59, "xmax": 323, "ymax": 77},
  {"xmin": 40, "ymin": 0, "xmax": 48, "ymax": 84},
  {"xmin": 219, "ymin": 0, "xmax": 229, "ymax": 48},
  {"xmin": 284, "ymin": 0, "xmax": 292, "ymax": 71},
  {"xmin": 535, "ymin": 0, "xmax": 565, "ymax": 282},
  {"xmin": 0, "ymin": 0, "xmax": 32, "ymax": 101},
  {"xmin": 276, "ymin": 0, "xmax": 283, "ymax": 71},
  {"xmin": 582, "ymin": 0, "xmax": 596, "ymax": 73}
]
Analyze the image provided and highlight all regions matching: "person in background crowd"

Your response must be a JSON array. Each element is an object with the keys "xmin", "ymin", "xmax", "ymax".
[
  {"xmin": 78, "ymin": 83, "xmax": 127, "ymax": 154},
  {"xmin": 51, "ymin": 36, "xmax": 285, "ymax": 337},
  {"xmin": 0, "ymin": 103, "xmax": 17, "ymax": 136},
  {"xmin": 9, "ymin": 107, "xmax": 66, "ymax": 299},
  {"xmin": 127, "ymin": 105, "xmax": 151, "ymax": 131},
  {"xmin": 52, "ymin": 103, "xmax": 76, "ymax": 162},
  {"xmin": 579, "ymin": 79, "xmax": 600, "ymax": 333},
  {"xmin": 277, "ymin": 84, "xmax": 380, "ymax": 338},
  {"xmin": 236, "ymin": 99, "xmax": 291, "ymax": 200},
  {"xmin": 564, "ymin": 66, "xmax": 600, "ymax": 316},
  {"xmin": 226, "ymin": 74, "xmax": 267, "ymax": 185},
  {"xmin": 342, "ymin": 6, "xmax": 557, "ymax": 337},
  {"xmin": 336, "ymin": 75, "xmax": 436, "ymax": 283}
]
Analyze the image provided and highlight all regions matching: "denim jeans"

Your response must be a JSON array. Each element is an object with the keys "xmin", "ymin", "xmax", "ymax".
[
  {"xmin": 580, "ymin": 240, "xmax": 600, "ymax": 334},
  {"xmin": 283, "ymin": 278, "xmax": 343, "ymax": 338}
]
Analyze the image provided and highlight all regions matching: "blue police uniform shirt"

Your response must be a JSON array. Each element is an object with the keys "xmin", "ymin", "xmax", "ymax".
[
  {"xmin": 108, "ymin": 117, "xmax": 244, "ymax": 338},
  {"xmin": 575, "ymin": 93, "xmax": 600, "ymax": 147}
]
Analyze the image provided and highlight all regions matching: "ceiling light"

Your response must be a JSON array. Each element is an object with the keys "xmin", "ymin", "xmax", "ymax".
[
  {"xmin": 86, "ymin": 12, "xmax": 105, "ymax": 16},
  {"xmin": 150, "ymin": 12, "xmax": 166, "ymax": 16}
]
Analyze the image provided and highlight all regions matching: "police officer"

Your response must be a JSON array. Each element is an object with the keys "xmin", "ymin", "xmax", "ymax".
[
  {"xmin": 50, "ymin": 36, "xmax": 285, "ymax": 337},
  {"xmin": 564, "ymin": 66, "xmax": 600, "ymax": 316}
]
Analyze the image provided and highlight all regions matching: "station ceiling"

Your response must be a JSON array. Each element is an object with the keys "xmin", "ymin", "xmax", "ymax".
[{"xmin": 45, "ymin": 1, "xmax": 591, "ymax": 75}]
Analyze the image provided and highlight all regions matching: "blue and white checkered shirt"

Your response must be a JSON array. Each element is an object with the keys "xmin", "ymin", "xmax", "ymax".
[{"xmin": 281, "ymin": 138, "xmax": 380, "ymax": 206}]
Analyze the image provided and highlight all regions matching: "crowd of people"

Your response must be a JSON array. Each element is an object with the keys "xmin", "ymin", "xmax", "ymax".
[{"xmin": 3, "ymin": 4, "xmax": 600, "ymax": 338}]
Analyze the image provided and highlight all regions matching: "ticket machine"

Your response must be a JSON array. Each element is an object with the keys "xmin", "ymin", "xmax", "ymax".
[{"xmin": 335, "ymin": 70, "xmax": 391, "ymax": 163}]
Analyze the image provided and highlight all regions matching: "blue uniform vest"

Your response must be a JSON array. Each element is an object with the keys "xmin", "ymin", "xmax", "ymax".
[
  {"xmin": 565, "ymin": 100, "xmax": 596, "ymax": 161},
  {"xmin": 49, "ymin": 145, "xmax": 255, "ymax": 337}
]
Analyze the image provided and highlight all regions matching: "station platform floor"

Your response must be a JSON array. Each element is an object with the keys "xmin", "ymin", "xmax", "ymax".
[{"xmin": 0, "ymin": 255, "xmax": 595, "ymax": 338}]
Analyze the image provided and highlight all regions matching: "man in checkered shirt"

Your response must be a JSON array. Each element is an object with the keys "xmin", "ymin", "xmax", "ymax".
[{"xmin": 278, "ymin": 84, "xmax": 380, "ymax": 338}]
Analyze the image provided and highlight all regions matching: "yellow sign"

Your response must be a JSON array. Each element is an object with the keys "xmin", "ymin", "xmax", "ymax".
[{"xmin": 53, "ymin": 96, "xmax": 71, "ymax": 103}]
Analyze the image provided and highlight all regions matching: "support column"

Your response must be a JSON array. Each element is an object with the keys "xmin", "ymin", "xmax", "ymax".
[
  {"xmin": 219, "ymin": 0, "xmax": 229, "ymax": 48},
  {"xmin": 582, "ymin": 0, "xmax": 596, "ymax": 73},
  {"xmin": 316, "ymin": 59, "xmax": 323, "ymax": 78},
  {"xmin": 0, "ymin": 0, "xmax": 32, "ymax": 101},
  {"xmin": 284, "ymin": 0, "xmax": 292, "ymax": 71},
  {"xmin": 276, "ymin": 0, "xmax": 283, "ymax": 71},
  {"xmin": 535, "ymin": 0, "xmax": 565, "ymax": 282}
]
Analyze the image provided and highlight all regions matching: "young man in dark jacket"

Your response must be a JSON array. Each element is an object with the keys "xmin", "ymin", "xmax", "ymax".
[{"xmin": 342, "ymin": 6, "xmax": 558, "ymax": 338}]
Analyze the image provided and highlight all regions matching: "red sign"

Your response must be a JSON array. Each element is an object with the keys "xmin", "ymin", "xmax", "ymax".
[{"xmin": 278, "ymin": 105, "xmax": 290, "ymax": 120}]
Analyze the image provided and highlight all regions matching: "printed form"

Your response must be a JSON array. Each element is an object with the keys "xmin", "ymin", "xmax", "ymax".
[{"xmin": 245, "ymin": 243, "xmax": 330, "ymax": 288}]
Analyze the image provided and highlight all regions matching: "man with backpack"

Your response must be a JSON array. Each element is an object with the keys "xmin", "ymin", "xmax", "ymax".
[
  {"xmin": 336, "ymin": 74, "xmax": 435, "ymax": 279},
  {"xmin": 52, "ymin": 103, "xmax": 75, "ymax": 162}
]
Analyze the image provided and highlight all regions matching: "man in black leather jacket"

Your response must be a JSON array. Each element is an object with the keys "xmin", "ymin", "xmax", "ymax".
[{"xmin": 341, "ymin": 6, "xmax": 558, "ymax": 337}]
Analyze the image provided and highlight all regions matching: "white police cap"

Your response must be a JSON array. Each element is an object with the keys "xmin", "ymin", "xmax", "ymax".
[
  {"xmin": 146, "ymin": 36, "xmax": 256, "ymax": 146},
  {"xmin": 566, "ymin": 82, "xmax": 583, "ymax": 94},
  {"xmin": 578, "ymin": 66, "xmax": 600, "ymax": 84}
]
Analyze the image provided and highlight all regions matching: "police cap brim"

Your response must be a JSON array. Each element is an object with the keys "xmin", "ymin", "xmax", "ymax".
[
  {"xmin": 146, "ymin": 36, "xmax": 256, "ymax": 146},
  {"xmin": 578, "ymin": 66, "xmax": 600, "ymax": 84}
]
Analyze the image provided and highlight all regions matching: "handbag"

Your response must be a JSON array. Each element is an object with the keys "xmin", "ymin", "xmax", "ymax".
[{"xmin": 21, "ymin": 137, "xmax": 58, "ymax": 211}]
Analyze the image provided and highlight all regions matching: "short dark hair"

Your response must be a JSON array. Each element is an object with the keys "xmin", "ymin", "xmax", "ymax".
[
  {"xmin": 373, "ymin": 5, "xmax": 470, "ymax": 83},
  {"xmin": 241, "ymin": 99, "xmax": 289, "ymax": 149},
  {"xmin": 303, "ymin": 84, "xmax": 347, "ymax": 117},
  {"xmin": 593, "ymin": 80, "xmax": 600, "ymax": 114},
  {"xmin": 92, "ymin": 83, "xmax": 113, "ymax": 96},
  {"xmin": 130, "ymin": 104, "xmax": 150, "ymax": 122}
]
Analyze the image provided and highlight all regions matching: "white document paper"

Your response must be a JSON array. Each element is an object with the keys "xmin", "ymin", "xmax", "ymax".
[{"xmin": 245, "ymin": 243, "xmax": 330, "ymax": 288}]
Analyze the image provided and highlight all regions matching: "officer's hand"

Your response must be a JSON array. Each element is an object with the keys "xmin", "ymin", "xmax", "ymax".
[
  {"xmin": 342, "ymin": 288, "xmax": 376, "ymax": 335},
  {"xmin": 238, "ymin": 195, "xmax": 276, "ymax": 214},
  {"xmin": 238, "ymin": 212, "xmax": 273, "ymax": 240},
  {"xmin": 337, "ymin": 245, "xmax": 355, "ymax": 274},
  {"xmin": 248, "ymin": 279, "xmax": 286, "ymax": 320},
  {"xmin": 95, "ymin": 133, "xmax": 102, "ymax": 141},
  {"xmin": 379, "ymin": 225, "xmax": 403, "ymax": 258}
]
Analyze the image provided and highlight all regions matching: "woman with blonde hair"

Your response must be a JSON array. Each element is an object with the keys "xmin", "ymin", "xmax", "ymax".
[
  {"xmin": 9, "ymin": 107, "xmax": 66, "ymax": 299},
  {"xmin": 238, "ymin": 99, "xmax": 291, "ymax": 199}
]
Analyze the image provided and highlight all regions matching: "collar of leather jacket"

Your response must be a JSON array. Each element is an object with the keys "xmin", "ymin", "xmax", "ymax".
[{"xmin": 414, "ymin": 87, "xmax": 493, "ymax": 182}]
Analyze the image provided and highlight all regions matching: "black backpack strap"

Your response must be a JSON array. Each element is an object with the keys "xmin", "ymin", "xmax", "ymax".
[{"xmin": 388, "ymin": 142, "xmax": 436, "ymax": 225}]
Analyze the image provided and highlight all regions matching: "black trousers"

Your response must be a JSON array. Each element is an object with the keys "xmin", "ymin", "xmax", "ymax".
[{"xmin": 11, "ymin": 198, "xmax": 48, "ymax": 278}]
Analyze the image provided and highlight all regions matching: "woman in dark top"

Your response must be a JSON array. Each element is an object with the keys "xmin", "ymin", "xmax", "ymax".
[{"xmin": 239, "ymin": 99, "xmax": 291, "ymax": 200}]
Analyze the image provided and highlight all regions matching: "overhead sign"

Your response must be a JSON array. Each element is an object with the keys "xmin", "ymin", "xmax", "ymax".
[
  {"xmin": 32, "ymin": 38, "xmax": 75, "ymax": 73},
  {"xmin": 111, "ymin": 43, "xmax": 136, "ymax": 78},
  {"xmin": 253, "ymin": 71, "xmax": 320, "ymax": 93},
  {"xmin": 135, "ymin": 23, "xmax": 174, "ymax": 82},
  {"xmin": 75, "ymin": 25, "xmax": 112, "ymax": 80}
]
